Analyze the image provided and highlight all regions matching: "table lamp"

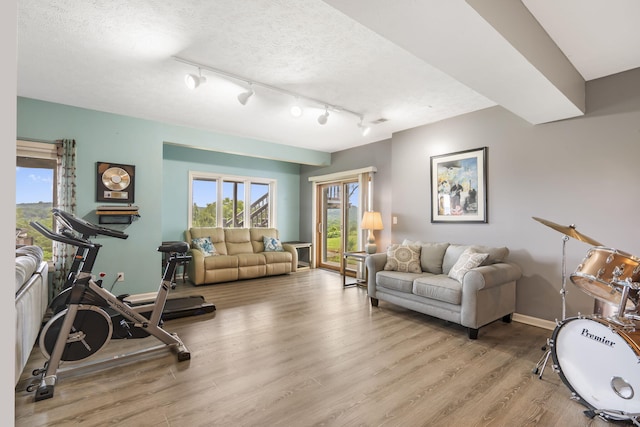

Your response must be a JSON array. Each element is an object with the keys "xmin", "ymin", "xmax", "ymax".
[{"xmin": 361, "ymin": 211, "xmax": 384, "ymax": 254}]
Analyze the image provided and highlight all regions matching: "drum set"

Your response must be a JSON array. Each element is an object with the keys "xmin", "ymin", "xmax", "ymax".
[{"xmin": 533, "ymin": 217, "xmax": 640, "ymax": 425}]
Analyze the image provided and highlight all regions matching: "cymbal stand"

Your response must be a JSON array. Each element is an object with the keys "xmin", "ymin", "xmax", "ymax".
[{"xmin": 532, "ymin": 234, "xmax": 569, "ymax": 379}]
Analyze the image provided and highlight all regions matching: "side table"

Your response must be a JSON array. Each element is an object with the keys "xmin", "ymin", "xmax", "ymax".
[
  {"xmin": 342, "ymin": 251, "xmax": 369, "ymax": 287},
  {"xmin": 284, "ymin": 241, "xmax": 313, "ymax": 269}
]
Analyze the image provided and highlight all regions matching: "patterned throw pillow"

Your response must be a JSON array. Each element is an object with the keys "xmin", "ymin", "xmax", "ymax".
[
  {"xmin": 448, "ymin": 248, "xmax": 488, "ymax": 282},
  {"xmin": 263, "ymin": 236, "xmax": 284, "ymax": 252},
  {"xmin": 191, "ymin": 236, "xmax": 217, "ymax": 257},
  {"xmin": 384, "ymin": 244, "xmax": 422, "ymax": 273}
]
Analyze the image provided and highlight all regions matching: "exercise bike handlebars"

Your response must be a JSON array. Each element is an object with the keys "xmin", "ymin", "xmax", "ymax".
[{"xmin": 30, "ymin": 221, "xmax": 94, "ymax": 249}]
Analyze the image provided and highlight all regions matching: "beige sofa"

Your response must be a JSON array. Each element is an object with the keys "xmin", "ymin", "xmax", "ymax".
[
  {"xmin": 185, "ymin": 227, "xmax": 297, "ymax": 285},
  {"xmin": 366, "ymin": 242, "xmax": 521, "ymax": 339}
]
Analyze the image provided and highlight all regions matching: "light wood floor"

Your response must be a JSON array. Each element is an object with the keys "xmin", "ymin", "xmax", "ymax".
[{"xmin": 15, "ymin": 269, "xmax": 630, "ymax": 426}]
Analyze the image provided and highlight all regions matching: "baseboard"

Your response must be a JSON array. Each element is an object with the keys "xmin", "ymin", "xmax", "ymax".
[{"xmin": 512, "ymin": 313, "xmax": 556, "ymax": 331}]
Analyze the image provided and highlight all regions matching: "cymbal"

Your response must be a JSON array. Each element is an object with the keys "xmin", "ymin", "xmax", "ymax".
[{"xmin": 532, "ymin": 217, "xmax": 603, "ymax": 246}]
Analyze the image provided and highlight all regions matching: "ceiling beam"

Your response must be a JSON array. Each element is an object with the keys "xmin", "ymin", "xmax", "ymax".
[{"xmin": 323, "ymin": 0, "xmax": 585, "ymax": 125}]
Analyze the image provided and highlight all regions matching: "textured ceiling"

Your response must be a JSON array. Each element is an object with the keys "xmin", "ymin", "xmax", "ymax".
[{"xmin": 16, "ymin": 0, "xmax": 640, "ymax": 154}]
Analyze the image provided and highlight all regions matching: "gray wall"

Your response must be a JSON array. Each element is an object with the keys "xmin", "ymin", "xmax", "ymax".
[{"xmin": 301, "ymin": 68, "xmax": 640, "ymax": 323}]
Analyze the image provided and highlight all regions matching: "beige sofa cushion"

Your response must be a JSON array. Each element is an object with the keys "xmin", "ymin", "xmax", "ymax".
[
  {"xmin": 250, "ymin": 228, "xmax": 279, "ymax": 253},
  {"xmin": 188, "ymin": 227, "xmax": 227, "ymax": 255},
  {"xmin": 225, "ymin": 228, "xmax": 253, "ymax": 255},
  {"xmin": 204, "ymin": 254, "xmax": 238, "ymax": 270}
]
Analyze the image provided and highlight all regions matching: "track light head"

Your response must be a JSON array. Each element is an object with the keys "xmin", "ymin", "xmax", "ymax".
[
  {"xmin": 185, "ymin": 69, "xmax": 206, "ymax": 90},
  {"xmin": 318, "ymin": 107, "xmax": 330, "ymax": 125},
  {"xmin": 237, "ymin": 86, "xmax": 254, "ymax": 105},
  {"xmin": 358, "ymin": 118, "xmax": 371, "ymax": 136},
  {"xmin": 290, "ymin": 100, "xmax": 303, "ymax": 118}
]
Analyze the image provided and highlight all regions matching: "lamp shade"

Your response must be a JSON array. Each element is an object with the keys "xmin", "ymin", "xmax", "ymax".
[{"xmin": 361, "ymin": 211, "xmax": 383, "ymax": 230}]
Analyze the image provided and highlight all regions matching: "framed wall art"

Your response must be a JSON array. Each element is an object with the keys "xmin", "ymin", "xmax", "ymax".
[
  {"xmin": 96, "ymin": 161, "xmax": 135, "ymax": 203},
  {"xmin": 431, "ymin": 147, "xmax": 487, "ymax": 223}
]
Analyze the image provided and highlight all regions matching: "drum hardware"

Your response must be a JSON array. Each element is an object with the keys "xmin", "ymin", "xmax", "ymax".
[
  {"xmin": 585, "ymin": 409, "xmax": 640, "ymax": 427},
  {"xmin": 531, "ymin": 217, "xmax": 604, "ymax": 379}
]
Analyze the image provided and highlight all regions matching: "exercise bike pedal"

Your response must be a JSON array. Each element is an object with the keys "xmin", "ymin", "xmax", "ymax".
[{"xmin": 32, "ymin": 367, "xmax": 46, "ymax": 376}]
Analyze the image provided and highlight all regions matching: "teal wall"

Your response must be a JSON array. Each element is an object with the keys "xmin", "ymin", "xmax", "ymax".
[
  {"xmin": 17, "ymin": 97, "xmax": 319, "ymax": 293},
  {"xmin": 162, "ymin": 144, "xmax": 300, "ymax": 242}
]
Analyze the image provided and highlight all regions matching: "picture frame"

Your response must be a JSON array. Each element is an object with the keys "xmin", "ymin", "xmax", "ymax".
[
  {"xmin": 431, "ymin": 147, "xmax": 487, "ymax": 223},
  {"xmin": 96, "ymin": 161, "xmax": 135, "ymax": 203}
]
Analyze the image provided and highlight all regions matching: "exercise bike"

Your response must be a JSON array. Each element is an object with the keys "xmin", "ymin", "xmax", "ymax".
[
  {"xmin": 40, "ymin": 209, "xmax": 212, "ymax": 338},
  {"xmin": 28, "ymin": 210, "xmax": 191, "ymax": 401}
]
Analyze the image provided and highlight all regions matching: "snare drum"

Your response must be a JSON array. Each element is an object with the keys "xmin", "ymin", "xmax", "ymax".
[
  {"xmin": 570, "ymin": 247, "xmax": 640, "ymax": 310},
  {"xmin": 551, "ymin": 316, "xmax": 640, "ymax": 421}
]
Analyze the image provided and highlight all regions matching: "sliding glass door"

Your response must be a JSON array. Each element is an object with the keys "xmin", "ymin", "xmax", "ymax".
[{"xmin": 316, "ymin": 180, "xmax": 359, "ymax": 271}]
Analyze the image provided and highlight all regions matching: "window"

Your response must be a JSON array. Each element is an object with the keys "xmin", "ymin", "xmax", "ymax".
[
  {"xmin": 189, "ymin": 172, "xmax": 276, "ymax": 228},
  {"xmin": 16, "ymin": 140, "xmax": 58, "ymax": 260}
]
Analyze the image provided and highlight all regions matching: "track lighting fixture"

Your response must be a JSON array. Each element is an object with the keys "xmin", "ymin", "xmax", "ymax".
[
  {"xmin": 184, "ymin": 68, "xmax": 206, "ymax": 90},
  {"xmin": 318, "ymin": 107, "xmax": 329, "ymax": 125},
  {"xmin": 237, "ymin": 85, "xmax": 254, "ymax": 105},
  {"xmin": 174, "ymin": 57, "xmax": 373, "ymax": 132}
]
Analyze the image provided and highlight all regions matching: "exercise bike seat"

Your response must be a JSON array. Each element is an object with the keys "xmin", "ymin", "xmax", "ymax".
[{"xmin": 158, "ymin": 241, "xmax": 189, "ymax": 254}]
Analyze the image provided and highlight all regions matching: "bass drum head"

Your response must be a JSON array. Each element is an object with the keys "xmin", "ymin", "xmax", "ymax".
[{"xmin": 551, "ymin": 317, "xmax": 640, "ymax": 419}]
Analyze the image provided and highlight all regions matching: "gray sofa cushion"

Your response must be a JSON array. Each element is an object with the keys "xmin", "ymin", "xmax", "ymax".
[
  {"xmin": 413, "ymin": 274, "xmax": 463, "ymax": 305},
  {"xmin": 442, "ymin": 244, "xmax": 509, "ymax": 273},
  {"xmin": 448, "ymin": 248, "xmax": 489, "ymax": 282},
  {"xmin": 420, "ymin": 242, "xmax": 450, "ymax": 274},
  {"xmin": 442, "ymin": 244, "xmax": 471, "ymax": 274},
  {"xmin": 376, "ymin": 271, "xmax": 425, "ymax": 293},
  {"xmin": 384, "ymin": 244, "xmax": 422, "ymax": 273},
  {"xmin": 472, "ymin": 245, "xmax": 509, "ymax": 265}
]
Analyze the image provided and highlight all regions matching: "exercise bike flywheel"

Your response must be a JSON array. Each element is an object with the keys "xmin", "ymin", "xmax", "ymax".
[{"xmin": 39, "ymin": 305, "xmax": 113, "ymax": 362}]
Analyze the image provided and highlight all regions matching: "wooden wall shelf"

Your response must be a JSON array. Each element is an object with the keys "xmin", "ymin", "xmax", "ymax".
[{"xmin": 95, "ymin": 206, "xmax": 139, "ymax": 224}]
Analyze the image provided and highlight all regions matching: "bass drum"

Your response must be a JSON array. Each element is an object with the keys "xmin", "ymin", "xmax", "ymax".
[{"xmin": 551, "ymin": 316, "xmax": 640, "ymax": 421}]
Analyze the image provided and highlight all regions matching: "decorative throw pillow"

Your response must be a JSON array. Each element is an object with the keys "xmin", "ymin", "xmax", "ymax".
[
  {"xmin": 263, "ymin": 236, "xmax": 284, "ymax": 252},
  {"xmin": 384, "ymin": 244, "xmax": 422, "ymax": 273},
  {"xmin": 191, "ymin": 236, "xmax": 217, "ymax": 257},
  {"xmin": 448, "ymin": 248, "xmax": 489, "ymax": 282}
]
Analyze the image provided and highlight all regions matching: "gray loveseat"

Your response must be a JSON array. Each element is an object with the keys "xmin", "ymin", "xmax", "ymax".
[{"xmin": 366, "ymin": 241, "xmax": 522, "ymax": 339}]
